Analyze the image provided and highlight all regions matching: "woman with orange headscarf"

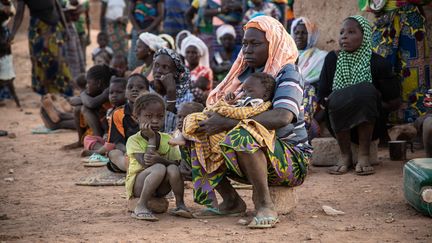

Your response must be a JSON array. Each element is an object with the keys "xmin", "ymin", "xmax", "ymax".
[{"xmin": 189, "ymin": 16, "xmax": 312, "ymax": 228}]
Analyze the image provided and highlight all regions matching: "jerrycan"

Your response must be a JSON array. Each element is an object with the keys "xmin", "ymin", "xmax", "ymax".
[{"xmin": 403, "ymin": 158, "xmax": 432, "ymax": 217}]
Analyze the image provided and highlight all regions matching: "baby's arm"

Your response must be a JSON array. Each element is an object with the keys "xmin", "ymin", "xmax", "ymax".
[
  {"xmin": 80, "ymin": 88, "xmax": 109, "ymax": 109},
  {"xmin": 224, "ymin": 92, "xmax": 236, "ymax": 105}
]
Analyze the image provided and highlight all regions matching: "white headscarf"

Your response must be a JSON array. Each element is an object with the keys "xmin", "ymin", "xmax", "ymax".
[
  {"xmin": 138, "ymin": 32, "xmax": 168, "ymax": 52},
  {"xmin": 216, "ymin": 24, "xmax": 236, "ymax": 45},
  {"xmin": 175, "ymin": 30, "xmax": 192, "ymax": 53},
  {"xmin": 180, "ymin": 35, "xmax": 210, "ymax": 68}
]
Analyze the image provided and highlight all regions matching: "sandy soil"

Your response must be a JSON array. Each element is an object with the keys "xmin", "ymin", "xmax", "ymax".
[{"xmin": 0, "ymin": 32, "xmax": 431, "ymax": 243}]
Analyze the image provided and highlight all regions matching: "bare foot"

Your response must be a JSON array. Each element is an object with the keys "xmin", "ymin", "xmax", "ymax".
[
  {"xmin": 168, "ymin": 136, "xmax": 186, "ymax": 146},
  {"xmin": 62, "ymin": 141, "xmax": 82, "ymax": 150},
  {"xmin": 80, "ymin": 149, "xmax": 93, "ymax": 157},
  {"xmin": 42, "ymin": 94, "xmax": 61, "ymax": 123},
  {"xmin": 218, "ymin": 194, "xmax": 247, "ymax": 214},
  {"xmin": 328, "ymin": 154, "xmax": 352, "ymax": 175},
  {"xmin": 132, "ymin": 205, "xmax": 158, "ymax": 221}
]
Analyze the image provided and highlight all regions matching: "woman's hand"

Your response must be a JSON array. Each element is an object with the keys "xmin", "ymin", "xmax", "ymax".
[
  {"xmin": 160, "ymin": 73, "xmax": 176, "ymax": 92},
  {"xmin": 196, "ymin": 112, "xmax": 238, "ymax": 135},
  {"xmin": 140, "ymin": 123, "xmax": 155, "ymax": 139}
]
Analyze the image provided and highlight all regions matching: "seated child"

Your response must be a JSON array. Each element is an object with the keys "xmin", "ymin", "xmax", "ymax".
[
  {"xmin": 414, "ymin": 89, "xmax": 432, "ymax": 157},
  {"xmin": 64, "ymin": 65, "xmax": 113, "ymax": 149},
  {"xmin": 92, "ymin": 32, "xmax": 113, "ymax": 65},
  {"xmin": 81, "ymin": 77, "xmax": 127, "ymax": 157},
  {"xmin": 169, "ymin": 72, "xmax": 276, "ymax": 174},
  {"xmin": 110, "ymin": 53, "xmax": 130, "ymax": 78},
  {"xmin": 106, "ymin": 74, "xmax": 150, "ymax": 172},
  {"xmin": 174, "ymin": 102, "xmax": 205, "ymax": 181},
  {"xmin": 126, "ymin": 93, "xmax": 192, "ymax": 221}
]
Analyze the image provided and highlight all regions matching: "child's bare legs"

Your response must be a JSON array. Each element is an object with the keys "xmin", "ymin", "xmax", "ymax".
[
  {"xmin": 168, "ymin": 133, "xmax": 187, "ymax": 146},
  {"xmin": 81, "ymin": 106, "xmax": 103, "ymax": 136},
  {"xmin": 355, "ymin": 121, "xmax": 375, "ymax": 175},
  {"xmin": 166, "ymin": 164, "xmax": 188, "ymax": 211},
  {"xmin": 80, "ymin": 142, "xmax": 106, "ymax": 157},
  {"xmin": 328, "ymin": 129, "xmax": 352, "ymax": 174},
  {"xmin": 42, "ymin": 94, "xmax": 60, "ymax": 123},
  {"xmin": 62, "ymin": 105, "xmax": 85, "ymax": 149},
  {"xmin": 107, "ymin": 149, "xmax": 127, "ymax": 171},
  {"xmin": 133, "ymin": 164, "xmax": 167, "ymax": 217}
]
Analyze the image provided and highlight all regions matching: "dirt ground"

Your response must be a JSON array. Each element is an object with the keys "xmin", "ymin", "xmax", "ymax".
[{"xmin": 1, "ymin": 31, "xmax": 431, "ymax": 242}]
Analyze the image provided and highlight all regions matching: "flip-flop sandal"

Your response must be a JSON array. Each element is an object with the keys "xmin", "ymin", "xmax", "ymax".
[
  {"xmin": 131, "ymin": 211, "xmax": 159, "ymax": 221},
  {"xmin": 82, "ymin": 153, "xmax": 110, "ymax": 167},
  {"xmin": 168, "ymin": 207, "xmax": 193, "ymax": 218},
  {"xmin": 355, "ymin": 165, "xmax": 375, "ymax": 176},
  {"xmin": 83, "ymin": 161, "xmax": 109, "ymax": 167},
  {"xmin": 247, "ymin": 216, "xmax": 279, "ymax": 229},
  {"xmin": 192, "ymin": 207, "xmax": 245, "ymax": 219},
  {"xmin": 327, "ymin": 165, "xmax": 350, "ymax": 175}
]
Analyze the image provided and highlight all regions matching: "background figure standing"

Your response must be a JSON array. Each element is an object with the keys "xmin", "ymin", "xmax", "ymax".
[{"xmin": 100, "ymin": 0, "xmax": 129, "ymax": 56}]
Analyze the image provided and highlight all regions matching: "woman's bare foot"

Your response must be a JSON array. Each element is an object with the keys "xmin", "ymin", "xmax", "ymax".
[
  {"xmin": 168, "ymin": 135, "xmax": 186, "ymax": 146},
  {"xmin": 328, "ymin": 153, "xmax": 352, "ymax": 175},
  {"xmin": 355, "ymin": 155, "xmax": 375, "ymax": 175},
  {"xmin": 218, "ymin": 194, "xmax": 247, "ymax": 214},
  {"xmin": 42, "ymin": 94, "xmax": 61, "ymax": 123}
]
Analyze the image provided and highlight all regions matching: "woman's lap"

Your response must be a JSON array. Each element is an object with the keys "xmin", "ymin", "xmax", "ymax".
[{"xmin": 189, "ymin": 127, "xmax": 310, "ymax": 207}]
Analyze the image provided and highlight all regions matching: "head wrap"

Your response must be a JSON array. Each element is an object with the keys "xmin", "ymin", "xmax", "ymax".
[
  {"xmin": 216, "ymin": 24, "xmax": 236, "ymax": 45},
  {"xmin": 138, "ymin": 32, "xmax": 167, "ymax": 52},
  {"xmin": 180, "ymin": 35, "xmax": 210, "ymax": 68},
  {"xmin": 175, "ymin": 30, "xmax": 192, "ymax": 53},
  {"xmin": 159, "ymin": 34, "xmax": 175, "ymax": 50},
  {"xmin": 332, "ymin": 15, "xmax": 373, "ymax": 91},
  {"xmin": 207, "ymin": 16, "xmax": 298, "ymax": 105},
  {"xmin": 153, "ymin": 48, "xmax": 192, "ymax": 100},
  {"xmin": 291, "ymin": 17, "xmax": 320, "ymax": 49}
]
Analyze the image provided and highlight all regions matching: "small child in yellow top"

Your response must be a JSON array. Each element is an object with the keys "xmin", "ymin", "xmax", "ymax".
[
  {"xmin": 126, "ymin": 93, "xmax": 192, "ymax": 221},
  {"xmin": 169, "ymin": 72, "xmax": 276, "ymax": 174}
]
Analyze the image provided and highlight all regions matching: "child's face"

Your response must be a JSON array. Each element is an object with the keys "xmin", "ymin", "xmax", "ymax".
[
  {"xmin": 176, "ymin": 105, "xmax": 194, "ymax": 130},
  {"xmin": 97, "ymin": 35, "xmax": 108, "ymax": 48},
  {"xmin": 243, "ymin": 77, "xmax": 267, "ymax": 100},
  {"xmin": 86, "ymin": 78, "xmax": 103, "ymax": 97},
  {"xmin": 137, "ymin": 102, "xmax": 165, "ymax": 132},
  {"xmin": 126, "ymin": 77, "xmax": 149, "ymax": 103},
  {"xmin": 110, "ymin": 58, "xmax": 127, "ymax": 77},
  {"xmin": 109, "ymin": 83, "xmax": 126, "ymax": 107}
]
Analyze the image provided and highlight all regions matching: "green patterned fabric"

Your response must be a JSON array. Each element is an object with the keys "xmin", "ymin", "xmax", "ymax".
[{"xmin": 333, "ymin": 15, "xmax": 373, "ymax": 91}]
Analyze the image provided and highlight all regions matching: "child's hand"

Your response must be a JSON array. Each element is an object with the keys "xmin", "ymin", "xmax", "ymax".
[
  {"xmin": 140, "ymin": 123, "xmax": 155, "ymax": 139},
  {"xmin": 144, "ymin": 150, "xmax": 162, "ymax": 167}
]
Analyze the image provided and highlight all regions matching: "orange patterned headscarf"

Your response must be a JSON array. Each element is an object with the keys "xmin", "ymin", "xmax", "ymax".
[{"xmin": 206, "ymin": 16, "xmax": 299, "ymax": 106}]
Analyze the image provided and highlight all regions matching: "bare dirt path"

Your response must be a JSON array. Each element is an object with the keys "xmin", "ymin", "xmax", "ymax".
[{"xmin": 0, "ymin": 32, "xmax": 431, "ymax": 243}]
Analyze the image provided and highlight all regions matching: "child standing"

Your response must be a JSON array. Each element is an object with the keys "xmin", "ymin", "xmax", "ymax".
[
  {"xmin": 126, "ymin": 93, "xmax": 192, "ymax": 221},
  {"xmin": 92, "ymin": 32, "xmax": 114, "ymax": 65},
  {"xmin": 110, "ymin": 54, "xmax": 130, "ymax": 78},
  {"xmin": 106, "ymin": 74, "xmax": 150, "ymax": 173}
]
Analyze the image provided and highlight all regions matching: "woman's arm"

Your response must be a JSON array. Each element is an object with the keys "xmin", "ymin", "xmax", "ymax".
[
  {"xmin": 142, "ymin": 1, "xmax": 164, "ymax": 33},
  {"xmin": 317, "ymin": 51, "xmax": 337, "ymax": 106},
  {"xmin": 80, "ymin": 88, "xmax": 109, "ymax": 109},
  {"xmin": 128, "ymin": 0, "xmax": 141, "ymax": 31},
  {"xmin": 9, "ymin": 0, "xmax": 25, "ymax": 42}
]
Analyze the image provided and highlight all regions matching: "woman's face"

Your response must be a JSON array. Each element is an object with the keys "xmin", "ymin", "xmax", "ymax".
[
  {"xmin": 242, "ymin": 28, "xmax": 269, "ymax": 69},
  {"xmin": 293, "ymin": 24, "xmax": 308, "ymax": 50},
  {"xmin": 221, "ymin": 34, "xmax": 235, "ymax": 50},
  {"xmin": 152, "ymin": 54, "xmax": 177, "ymax": 82},
  {"xmin": 339, "ymin": 19, "xmax": 363, "ymax": 53},
  {"xmin": 136, "ymin": 40, "xmax": 152, "ymax": 60},
  {"xmin": 185, "ymin": 46, "xmax": 200, "ymax": 67}
]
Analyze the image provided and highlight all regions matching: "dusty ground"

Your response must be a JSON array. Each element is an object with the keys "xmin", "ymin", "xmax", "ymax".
[{"xmin": 1, "ymin": 31, "xmax": 431, "ymax": 243}]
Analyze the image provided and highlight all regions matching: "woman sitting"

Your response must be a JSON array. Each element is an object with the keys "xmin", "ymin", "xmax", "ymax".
[
  {"xmin": 151, "ymin": 48, "xmax": 194, "ymax": 133},
  {"xmin": 318, "ymin": 16, "xmax": 401, "ymax": 176},
  {"xmin": 131, "ymin": 33, "xmax": 167, "ymax": 80},
  {"xmin": 190, "ymin": 16, "xmax": 311, "ymax": 228},
  {"xmin": 291, "ymin": 17, "xmax": 328, "ymax": 140}
]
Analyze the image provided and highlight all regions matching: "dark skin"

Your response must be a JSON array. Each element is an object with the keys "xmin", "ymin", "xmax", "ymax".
[
  {"xmin": 211, "ymin": 34, "xmax": 236, "ymax": 77},
  {"xmin": 328, "ymin": 18, "xmax": 375, "ymax": 175},
  {"xmin": 97, "ymin": 34, "xmax": 109, "ymax": 49},
  {"xmin": 293, "ymin": 23, "xmax": 308, "ymax": 51},
  {"xmin": 136, "ymin": 40, "xmax": 154, "ymax": 73},
  {"xmin": 132, "ymin": 102, "xmax": 189, "ymax": 219},
  {"xmin": 196, "ymin": 28, "xmax": 293, "ymax": 220},
  {"xmin": 110, "ymin": 56, "xmax": 128, "ymax": 77},
  {"xmin": 152, "ymin": 55, "xmax": 177, "ymax": 113},
  {"xmin": 185, "ymin": 46, "xmax": 200, "ymax": 71},
  {"xmin": 129, "ymin": 1, "xmax": 164, "ymax": 33}
]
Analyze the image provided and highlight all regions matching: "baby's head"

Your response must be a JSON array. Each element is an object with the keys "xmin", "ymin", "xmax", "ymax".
[
  {"xmin": 110, "ymin": 54, "xmax": 128, "ymax": 77},
  {"xmin": 86, "ymin": 64, "xmax": 112, "ymax": 97},
  {"xmin": 75, "ymin": 73, "xmax": 87, "ymax": 91},
  {"xmin": 109, "ymin": 77, "xmax": 127, "ymax": 107},
  {"xmin": 126, "ymin": 74, "xmax": 150, "ymax": 104},
  {"xmin": 193, "ymin": 77, "xmax": 210, "ymax": 91},
  {"xmin": 243, "ymin": 72, "xmax": 275, "ymax": 101},
  {"xmin": 97, "ymin": 32, "xmax": 109, "ymax": 48},
  {"xmin": 176, "ymin": 102, "xmax": 205, "ymax": 130},
  {"xmin": 134, "ymin": 93, "xmax": 166, "ymax": 132}
]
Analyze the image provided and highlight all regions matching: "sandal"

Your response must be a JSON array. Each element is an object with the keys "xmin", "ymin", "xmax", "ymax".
[
  {"xmin": 327, "ymin": 164, "xmax": 350, "ymax": 175},
  {"xmin": 355, "ymin": 163, "xmax": 375, "ymax": 176},
  {"xmin": 168, "ymin": 207, "xmax": 193, "ymax": 219},
  {"xmin": 192, "ymin": 207, "xmax": 245, "ymax": 219},
  {"xmin": 83, "ymin": 153, "xmax": 110, "ymax": 167},
  {"xmin": 247, "ymin": 216, "xmax": 279, "ymax": 229},
  {"xmin": 131, "ymin": 211, "xmax": 159, "ymax": 221}
]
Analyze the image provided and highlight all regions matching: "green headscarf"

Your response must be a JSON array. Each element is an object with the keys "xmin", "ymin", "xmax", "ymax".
[{"xmin": 333, "ymin": 15, "xmax": 373, "ymax": 91}]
